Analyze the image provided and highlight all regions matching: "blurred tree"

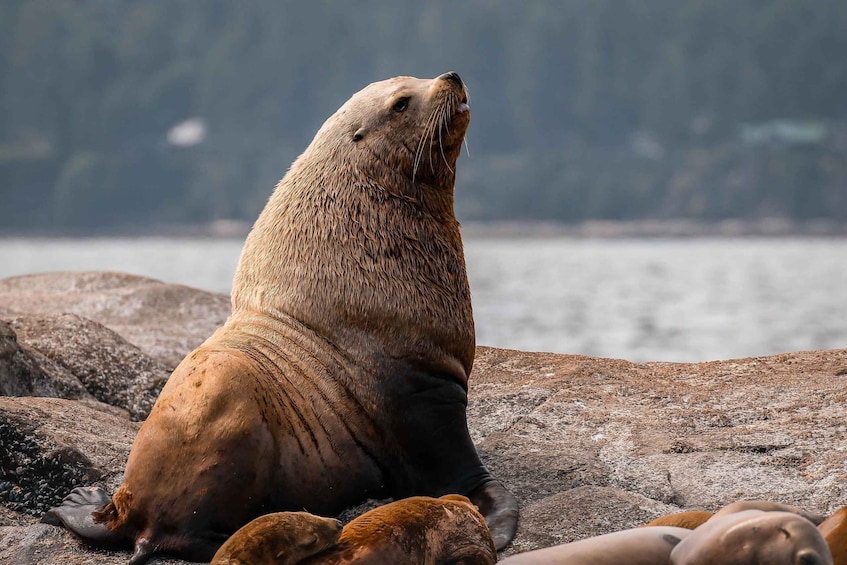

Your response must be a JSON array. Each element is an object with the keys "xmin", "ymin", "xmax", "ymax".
[{"xmin": 1, "ymin": 0, "xmax": 846, "ymax": 231}]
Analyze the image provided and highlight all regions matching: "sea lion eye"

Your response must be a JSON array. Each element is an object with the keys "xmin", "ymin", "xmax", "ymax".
[{"xmin": 393, "ymin": 97, "xmax": 410, "ymax": 113}]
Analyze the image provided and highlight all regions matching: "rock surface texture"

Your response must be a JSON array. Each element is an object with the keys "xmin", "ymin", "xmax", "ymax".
[{"xmin": 0, "ymin": 271, "xmax": 844, "ymax": 564}]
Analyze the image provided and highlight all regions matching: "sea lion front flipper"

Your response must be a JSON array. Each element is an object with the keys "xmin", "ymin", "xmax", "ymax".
[
  {"xmin": 41, "ymin": 486, "xmax": 123, "ymax": 546},
  {"xmin": 468, "ymin": 479, "xmax": 519, "ymax": 551}
]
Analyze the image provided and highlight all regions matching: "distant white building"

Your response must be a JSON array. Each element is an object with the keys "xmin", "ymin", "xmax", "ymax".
[{"xmin": 167, "ymin": 118, "xmax": 208, "ymax": 147}]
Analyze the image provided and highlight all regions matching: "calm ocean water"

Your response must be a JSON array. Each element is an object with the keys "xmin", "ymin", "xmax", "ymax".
[{"xmin": 1, "ymin": 236, "xmax": 845, "ymax": 362}]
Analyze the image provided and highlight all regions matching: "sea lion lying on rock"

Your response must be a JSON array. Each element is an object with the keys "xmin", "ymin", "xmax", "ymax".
[
  {"xmin": 42, "ymin": 71, "xmax": 518, "ymax": 563},
  {"xmin": 669, "ymin": 510, "xmax": 832, "ymax": 565},
  {"xmin": 212, "ymin": 495, "xmax": 496, "ymax": 565},
  {"xmin": 643, "ymin": 500, "xmax": 826, "ymax": 529},
  {"xmin": 501, "ymin": 502, "xmax": 832, "ymax": 565},
  {"xmin": 210, "ymin": 512, "xmax": 342, "ymax": 565}
]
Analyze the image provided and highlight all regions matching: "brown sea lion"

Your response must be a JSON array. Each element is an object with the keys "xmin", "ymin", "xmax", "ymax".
[
  {"xmin": 42, "ymin": 71, "xmax": 518, "ymax": 563},
  {"xmin": 497, "ymin": 526, "xmax": 692, "ymax": 565},
  {"xmin": 669, "ymin": 510, "xmax": 833, "ymax": 565},
  {"xmin": 818, "ymin": 506, "xmax": 847, "ymax": 565},
  {"xmin": 301, "ymin": 494, "xmax": 497, "ymax": 564},
  {"xmin": 643, "ymin": 510, "xmax": 714, "ymax": 529},
  {"xmin": 209, "ymin": 512, "xmax": 342, "ymax": 565}
]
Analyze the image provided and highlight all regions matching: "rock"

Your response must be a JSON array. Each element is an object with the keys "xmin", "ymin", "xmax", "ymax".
[
  {"xmin": 8, "ymin": 314, "xmax": 169, "ymax": 420},
  {"xmin": 0, "ymin": 271, "xmax": 845, "ymax": 563},
  {"xmin": 0, "ymin": 272, "xmax": 230, "ymax": 369},
  {"xmin": 470, "ymin": 346, "xmax": 847, "ymax": 556},
  {"xmin": 0, "ymin": 523, "xmax": 187, "ymax": 565},
  {"xmin": 0, "ymin": 321, "xmax": 52, "ymax": 397},
  {"xmin": 0, "ymin": 398, "xmax": 137, "ymax": 522}
]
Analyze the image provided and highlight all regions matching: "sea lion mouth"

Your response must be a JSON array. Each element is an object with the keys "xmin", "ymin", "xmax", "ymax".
[{"xmin": 410, "ymin": 76, "xmax": 470, "ymax": 182}]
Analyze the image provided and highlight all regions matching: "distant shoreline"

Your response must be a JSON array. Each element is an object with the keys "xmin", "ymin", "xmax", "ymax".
[{"xmin": 2, "ymin": 218, "xmax": 846, "ymax": 240}]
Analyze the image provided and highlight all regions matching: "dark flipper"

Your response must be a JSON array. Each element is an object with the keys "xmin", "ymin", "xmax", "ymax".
[
  {"xmin": 468, "ymin": 480, "xmax": 519, "ymax": 551},
  {"xmin": 41, "ymin": 486, "xmax": 125, "ymax": 547}
]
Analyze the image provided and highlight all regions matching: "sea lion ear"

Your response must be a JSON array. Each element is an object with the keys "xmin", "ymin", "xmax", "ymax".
[{"xmin": 353, "ymin": 127, "xmax": 367, "ymax": 142}]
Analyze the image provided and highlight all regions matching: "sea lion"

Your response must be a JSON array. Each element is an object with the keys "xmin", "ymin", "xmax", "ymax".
[
  {"xmin": 42, "ymin": 71, "xmax": 518, "ymax": 563},
  {"xmin": 818, "ymin": 506, "xmax": 847, "ymax": 565},
  {"xmin": 643, "ymin": 510, "xmax": 714, "ymax": 530},
  {"xmin": 643, "ymin": 500, "xmax": 825, "ymax": 530},
  {"xmin": 669, "ymin": 510, "xmax": 833, "ymax": 565},
  {"xmin": 497, "ymin": 526, "xmax": 692, "ymax": 564},
  {"xmin": 711, "ymin": 500, "xmax": 825, "ymax": 524},
  {"xmin": 210, "ymin": 512, "xmax": 342, "ymax": 565},
  {"xmin": 301, "ymin": 494, "xmax": 497, "ymax": 564}
]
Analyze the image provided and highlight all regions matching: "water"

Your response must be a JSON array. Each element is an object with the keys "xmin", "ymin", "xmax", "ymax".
[{"xmin": 1, "ymin": 236, "xmax": 845, "ymax": 362}]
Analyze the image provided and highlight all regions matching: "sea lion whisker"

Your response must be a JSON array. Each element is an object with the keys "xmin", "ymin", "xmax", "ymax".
[
  {"xmin": 413, "ymin": 107, "xmax": 440, "ymax": 182},
  {"xmin": 438, "ymin": 112, "xmax": 453, "ymax": 174}
]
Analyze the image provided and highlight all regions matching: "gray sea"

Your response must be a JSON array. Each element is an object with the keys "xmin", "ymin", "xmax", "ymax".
[{"xmin": 1, "ymin": 236, "xmax": 845, "ymax": 362}]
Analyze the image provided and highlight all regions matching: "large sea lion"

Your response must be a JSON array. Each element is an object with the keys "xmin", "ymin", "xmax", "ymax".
[
  {"xmin": 210, "ymin": 512, "xmax": 342, "ymax": 565},
  {"xmin": 43, "ymin": 71, "xmax": 518, "ymax": 563}
]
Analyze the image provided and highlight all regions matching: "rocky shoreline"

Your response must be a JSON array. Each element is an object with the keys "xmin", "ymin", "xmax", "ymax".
[{"xmin": 1, "ymin": 271, "xmax": 845, "ymax": 564}]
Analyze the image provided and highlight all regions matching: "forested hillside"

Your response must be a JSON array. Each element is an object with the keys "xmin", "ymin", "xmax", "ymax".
[{"xmin": 2, "ymin": 1, "xmax": 846, "ymax": 232}]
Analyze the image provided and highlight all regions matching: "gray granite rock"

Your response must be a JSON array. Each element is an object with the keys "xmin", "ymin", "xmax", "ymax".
[
  {"xmin": 0, "ymin": 272, "xmax": 230, "ymax": 369},
  {"xmin": 0, "ymin": 271, "xmax": 845, "ymax": 563},
  {"xmin": 8, "ymin": 314, "xmax": 169, "ymax": 420},
  {"xmin": 0, "ymin": 321, "xmax": 53, "ymax": 397}
]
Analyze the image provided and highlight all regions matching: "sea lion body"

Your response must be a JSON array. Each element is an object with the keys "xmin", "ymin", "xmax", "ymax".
[
  {"xmin": 210, "ymin": 512, "xmax": 342, "ymax": 565},
  {"xmin": 818, "ymin": 506, "xmax": 847, "ymax": 565},
  {"xmin": 302, "ymin": 495, "xmax": 497, "ymax": 565},
  {"xmin": 497, "ymin": 526, "xmax": 691, "ymax": 565},
  {"xmin": 669, "ymin": 510, "xmax": 833, "ymax": 565},
  {"xmin": 43, "ymin": 72, "xmax": 518, "ymax": 563},
  {"xmin": 644, "ymin": 499, "xmax": 825, "ymax": 530},
  {"xmin": 643, "ymin": 510, "xmax": 714, "ymax": 529}
]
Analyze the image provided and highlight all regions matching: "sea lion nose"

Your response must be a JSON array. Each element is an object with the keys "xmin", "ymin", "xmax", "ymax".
[
  {"xmin": 439, "ymin": 71, "xmax": 464, "ymax": 88},
  {"xmin": 335, "ymin": 519, "xmax": 343, "ymax": 530}
]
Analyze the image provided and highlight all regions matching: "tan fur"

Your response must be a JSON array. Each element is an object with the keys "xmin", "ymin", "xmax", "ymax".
[
  {"xmin": 302, "ymin": 495, "xmax": 497, "ymax": 565},
  {"xmin": 644, "ymin": 500, "xmax": 825, "ymax": 531},
  {"xmin": 210, "ymin": 512, "xmax": 341, "ymax": 565},
  {"xmin": 669, "ymin": 510, "xmax": 832, "ymax": 565},
  {"xmin": 498, "ymin": 527, "xmax": 692, "ymax": 565},
  {"xmin": 643, "ymin": 510, "xmax": 714, "ymax": 529},
  {"xmin": 711, "ymin": 499, "xmax": 825, "ymax": 524},
  {"xmin": 70, "ymin": 73, "xmax": 515, "ymax": 564},
  {"xmin": 232, "ymin": 75, "xmax": 474, "ymax": 378}
]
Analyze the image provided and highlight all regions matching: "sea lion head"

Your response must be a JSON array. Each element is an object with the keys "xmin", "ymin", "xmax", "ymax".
[
  {"xmin": 669, "ymin": 510, "xmax": 833, "ymax": 565},
  {"xmin": 314, "ymin": 71, "xmax": 470, "ymax": 190}
]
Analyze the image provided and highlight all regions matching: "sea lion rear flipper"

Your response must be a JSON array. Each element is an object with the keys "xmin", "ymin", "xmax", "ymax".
[
  {"xmin": 41, "ymin": 486, "xmax": 125, "ymax": 546},
  {"xmin": 468, "ymin": 480, "xmax": 519, "ymax": 551}
]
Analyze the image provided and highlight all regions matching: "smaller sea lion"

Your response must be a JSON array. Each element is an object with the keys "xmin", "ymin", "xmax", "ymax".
[
  {"xmin": 712, "ymin": 500, "xmax": 825, "ymax": 524},
  {"xmin": 497, "ymin": 526, "xmax": 692, "ymax": 565},
  {"xmin": 669, "ymin": 510, "xmax": 833, "ymax": 565},
  {"xmin": 643, "ymin": 500, "xmax": 826, "ymax": 530},
  {"xmin": 210, "ymin": 512, "xmax": 342, "ymax": 565},
  {"xmin": 818, "ymin": 506, "xmax": 847, "ymax": 565},
  {"xmin": 643, "ymin": 510, "xmax": 714, "ymax": 530},
  {"xmin": 302, "ymin": 494, "xmax": 497, "ymax": 565}
]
